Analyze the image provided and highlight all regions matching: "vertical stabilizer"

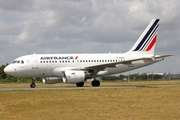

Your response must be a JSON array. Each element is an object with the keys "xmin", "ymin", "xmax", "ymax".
[{"xmin": 128, "ymin": 19, "xmax": 160, "ymax": 55}]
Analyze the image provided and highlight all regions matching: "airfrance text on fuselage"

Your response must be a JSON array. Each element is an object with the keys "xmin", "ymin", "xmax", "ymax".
[{"xmin": 40, "ymin": 56, "xmax": 75, "ymax": 60}]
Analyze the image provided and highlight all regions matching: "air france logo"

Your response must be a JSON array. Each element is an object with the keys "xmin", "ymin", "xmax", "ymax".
[
  {"xmin": 75, "ymin": 56, "xmax": 78, "ymax": 59},
  {"xmin": 40, "ymin": 56, "xmax": 78, "ymax": 60}
]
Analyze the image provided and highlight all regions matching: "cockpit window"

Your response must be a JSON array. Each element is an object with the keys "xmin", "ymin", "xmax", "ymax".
[
  {"xmin": 12, "ymin": 60, "xmax": 17, "ymax": 63},
  {"xmin": 12, "ymin": 60, "xmax": 24, "ymax": 64}
]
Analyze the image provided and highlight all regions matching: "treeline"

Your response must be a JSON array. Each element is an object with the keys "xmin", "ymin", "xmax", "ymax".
[{"xmin": 0, "ymin": 64, "xmax": 163, "ymax": 83}]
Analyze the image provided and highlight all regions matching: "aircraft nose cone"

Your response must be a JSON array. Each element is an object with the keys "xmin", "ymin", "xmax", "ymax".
[
  {"xmin": 4, "ymin": 65, "xmax": 15, "ymax": 76},
  {"xmin": 4, "ymin": 65, "xmax": 10, "ymax": 74}
]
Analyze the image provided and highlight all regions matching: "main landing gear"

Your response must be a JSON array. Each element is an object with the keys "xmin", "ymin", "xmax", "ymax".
[
  {"xmin": 30, "ymin": 77, "xmax": 36, "ymax": 88},
  {"xmin": 91, "ymin": 75, "xmax": 100, "ymax": 87},
  {"xmin": 76, "ymin": 82, "xmax": 84, "ymax": 87},
  {"xmin": 91, "ymin": 80, "xmax": 100, "ymax": 87},
  {"xmin": 75, "ymin": 80, "xmax": 100, "ymax": 87}
]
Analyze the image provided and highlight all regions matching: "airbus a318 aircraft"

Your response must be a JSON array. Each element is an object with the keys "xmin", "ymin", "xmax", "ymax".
[{"xmin": 4, "ymin": 19, "xmax": 172, "ymax": 88}]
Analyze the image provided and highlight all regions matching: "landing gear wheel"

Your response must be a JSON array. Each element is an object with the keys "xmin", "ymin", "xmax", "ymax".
[
  {"xmin": 30, "ymin": 77, "xmax": 36, "ymax": 88},
  {"xmin": 91, "ymin": 80, "xmax": 100, "ymax": 87},
  {"xmin": 76, "ymin": 82, "xmax": 84, "ymax": 87},
  {"xmin": 30, "ymin": 83, "xmax": 36, "ymax": 88}
]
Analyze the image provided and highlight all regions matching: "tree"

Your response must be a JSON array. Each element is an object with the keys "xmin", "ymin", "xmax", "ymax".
[{"xmin": 0, "ymin": 64, "xmax": 8, "ymax": 79}]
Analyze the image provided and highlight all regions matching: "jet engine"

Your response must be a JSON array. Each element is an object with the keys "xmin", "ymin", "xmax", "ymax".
[
  {"xmin": 62, "ymin": 70, "xmax": 85, "ymax": 83},
  {"xmin": 42, "ymin": 77, "xmax": 62, "ymax": 84}
]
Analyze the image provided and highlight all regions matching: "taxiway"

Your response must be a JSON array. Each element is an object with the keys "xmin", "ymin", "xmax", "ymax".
[{"xmin": 0, "ymin": 84, "xmax": 179, "ymax": 91}]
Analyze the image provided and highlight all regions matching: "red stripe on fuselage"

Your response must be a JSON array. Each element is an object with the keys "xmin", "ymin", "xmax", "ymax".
[
  {"xmin": 75, "ymin": 56, "xmax": 78, "ymax": 59},
  {"xmin": 145, "ymin": 35, "xmax": 157, "ymax": 51}
]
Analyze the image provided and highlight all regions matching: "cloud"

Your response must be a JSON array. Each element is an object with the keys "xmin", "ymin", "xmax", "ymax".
[
  {"xmin": 0, "ymin": 0, "xmax": 33, "ymax": 11},
  {"xmin": 0, "ymin": 0, "xmax": 179, "ymax": 73}
]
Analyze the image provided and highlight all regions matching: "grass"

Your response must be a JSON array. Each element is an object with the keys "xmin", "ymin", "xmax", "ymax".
[{"xmin": 0, "ymin": 81, "xmax": 180, "ymax": 120}]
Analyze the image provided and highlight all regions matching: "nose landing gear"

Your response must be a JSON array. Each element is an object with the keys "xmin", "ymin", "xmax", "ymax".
[{"xmin": 30, "ymin": 77, "xmax": 36, "ymax": 88}]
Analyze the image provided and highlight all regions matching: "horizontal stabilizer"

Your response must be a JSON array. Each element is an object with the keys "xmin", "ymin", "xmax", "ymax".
[{"xmin": 155, "ymin": 55, "xmax": 173, "ymax": 59}]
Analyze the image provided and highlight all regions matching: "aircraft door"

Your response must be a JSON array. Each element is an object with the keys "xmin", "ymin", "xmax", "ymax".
[{"xmin": 31, "ymin": 56, "xmax": 39, "ymax": 69}]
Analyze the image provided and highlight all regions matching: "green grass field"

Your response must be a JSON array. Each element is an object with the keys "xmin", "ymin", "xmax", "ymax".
[{"xmin": 0, "ymin": 81, "xmax": 180, "ymax": 120}]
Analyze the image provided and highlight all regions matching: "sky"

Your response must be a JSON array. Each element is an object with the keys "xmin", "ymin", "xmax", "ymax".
[{"xmin": 0, "ymin": 0, "xmax": 179, "ymax": 74}]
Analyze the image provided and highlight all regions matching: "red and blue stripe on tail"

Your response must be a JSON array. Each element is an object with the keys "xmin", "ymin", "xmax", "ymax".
[{"xmin": 129, "ymin": 19, "xmax": 160, "ymax": 55}]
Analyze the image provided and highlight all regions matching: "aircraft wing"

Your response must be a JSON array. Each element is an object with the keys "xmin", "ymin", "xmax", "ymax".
[
  {"xmin": 82, "ymin": 57, "xmax": 153, "ymax": 71},
  {"xmin": 53, "ymin": 55, "xmax": 173, "ymax": 75},
  {"xmin": 81, "ymin": 55, "xmax": 173, "ymax": 73}
]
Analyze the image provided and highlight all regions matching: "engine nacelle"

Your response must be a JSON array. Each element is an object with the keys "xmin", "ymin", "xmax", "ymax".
[
  {"xmin": 62, "ymin": 70, "xmax": 85, "ymax": 84},
  {"xmin": 42, "ymin": 77, "xmax": 62, "ymax": 84}
]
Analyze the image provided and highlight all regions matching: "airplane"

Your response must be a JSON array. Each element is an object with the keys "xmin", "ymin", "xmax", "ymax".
[{"xmin": 4, "ymin": 19, "xmax": 172, "ymax": 88}]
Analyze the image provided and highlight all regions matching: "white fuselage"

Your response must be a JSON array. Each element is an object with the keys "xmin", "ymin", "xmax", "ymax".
[{"xmin": 4, "ymin": 53, "xmax": 161, "ymax": 78}]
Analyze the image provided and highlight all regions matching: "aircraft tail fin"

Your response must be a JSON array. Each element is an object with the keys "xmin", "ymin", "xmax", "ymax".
[{"xmin": 128, "ymin": 19, "xmax": 160, "ymax": 55}]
